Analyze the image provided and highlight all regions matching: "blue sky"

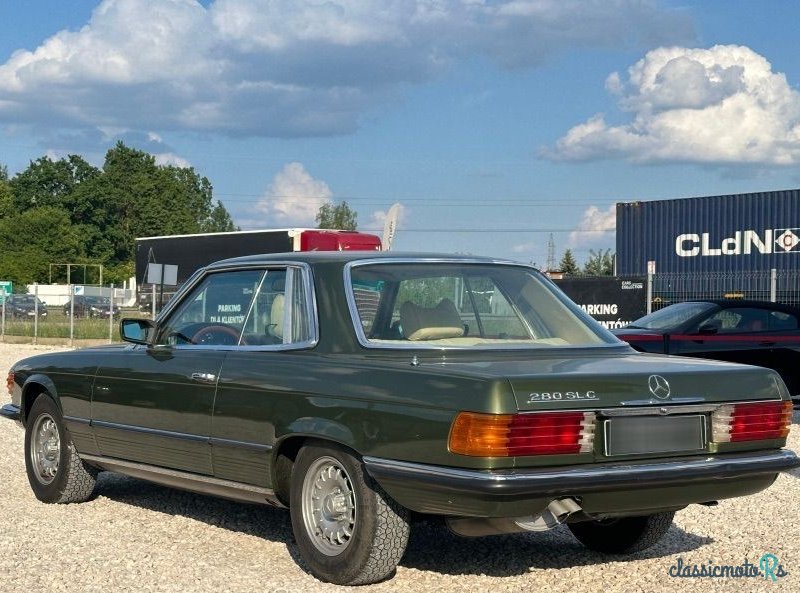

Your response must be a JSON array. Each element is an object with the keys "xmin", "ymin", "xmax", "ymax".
[{"xmin": 2, "ymin": 1, "xmax": 800, "ymax": 268}]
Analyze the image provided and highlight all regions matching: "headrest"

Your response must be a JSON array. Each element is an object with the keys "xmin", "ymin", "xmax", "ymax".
[
  {"xmin": 271, "ymin": 294, "xmax": 285, "ymax": 339},
  {"xmin": 400, "ymin": 298, "xmax": 464, "ymax": 341}
]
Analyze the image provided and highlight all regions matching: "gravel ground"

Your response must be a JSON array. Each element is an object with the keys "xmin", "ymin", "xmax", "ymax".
[{"xmin": 1, "ymin": 343, "xmax": 799, "ymax": 593}]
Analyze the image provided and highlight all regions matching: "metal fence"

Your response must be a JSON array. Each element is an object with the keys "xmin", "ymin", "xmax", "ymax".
[
  {"xmin": 0, "ymin": 284, "xmax": 148, "ymax": 346},
  {"xmin": 4, "ymin": 271, "xmax": 800, "ymax": 344},
  {"xmin": 648, "ymin": 269, "xmax": 800, "ymax": 312}
]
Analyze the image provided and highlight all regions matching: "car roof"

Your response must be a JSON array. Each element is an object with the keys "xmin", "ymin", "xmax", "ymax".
[
  {"xmin": 207, "ymin": 251, "xmax": 524, "ymax": 269},
  {"xmin": 681, "ymin": 299, "xmax": 800, "ymax": 313}
]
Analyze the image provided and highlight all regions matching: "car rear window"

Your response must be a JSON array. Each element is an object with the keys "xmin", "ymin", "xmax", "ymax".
[{"xmin": 348, "ymin": 262, "xmax": 615, "ymax": 348}]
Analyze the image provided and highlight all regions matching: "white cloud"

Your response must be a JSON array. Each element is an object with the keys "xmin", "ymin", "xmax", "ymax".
[
  {"xmin": 0, "ymin": 0, "xmax": 693, "ymax": 138},
  {"xmin": 154, "ymin": 152, "xmax": 191, "ymax": 168},
  {"xmin": 512, "ymin": 242, "xmax": 537, "ymax": 253},
  {"xmin": 256, "ymin": 162, "xmax": 332, "ymax": 227},
  {"xmin": 569, "ymin": 205, "xmax": 616, "ymax": 247},
  {"xmin": 547, "ymin": 45, "xmax": 800, "ymax": 165}
]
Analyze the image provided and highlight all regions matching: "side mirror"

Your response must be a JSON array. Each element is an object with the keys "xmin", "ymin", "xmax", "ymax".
[
  {"xmin": 120, "ymin": 318, "xmax": 156, "ymax": 345},
  {"xmin": 697, "ymin": 321, "xmax": 720, "ymax": 335}
]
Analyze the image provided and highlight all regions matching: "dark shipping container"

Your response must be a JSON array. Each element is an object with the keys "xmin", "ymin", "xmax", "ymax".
[
  {"xmin": 616, "ymin": 189, "xmax": 800, "ymax": 275},
  {"xmin": 135, "ymin": 229, "xmax": 381, "ymax": 285}
]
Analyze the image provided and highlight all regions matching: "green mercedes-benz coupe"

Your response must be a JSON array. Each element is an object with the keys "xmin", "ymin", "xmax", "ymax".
[{"xmin": 3, "ymin": 252, "xmax": 798, "ymax": 585}]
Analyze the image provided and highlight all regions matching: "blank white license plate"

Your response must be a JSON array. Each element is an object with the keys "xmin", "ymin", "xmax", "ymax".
[{"xmin": 605, "ymin": 415, "xmax": 706, "ymax": 456}]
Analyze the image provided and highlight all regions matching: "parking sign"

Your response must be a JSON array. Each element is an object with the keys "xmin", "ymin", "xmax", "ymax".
[{"xmin": 0, "ymin": 280, "xmax": 11, "ymax": 304}]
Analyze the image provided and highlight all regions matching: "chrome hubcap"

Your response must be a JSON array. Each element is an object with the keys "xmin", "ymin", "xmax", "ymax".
[
  {"xmin": 30, "ymin": 414, "xmax": 61, "ymax": 484},
  {"xmin": 301, "ymin": 456, "xmax": 357, "ymax": 556}
]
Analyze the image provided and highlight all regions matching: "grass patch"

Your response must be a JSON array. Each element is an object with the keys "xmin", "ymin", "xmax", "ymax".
[{"xmin": 1, "ymin": 309, "xmax": 151, "ymax": 341}]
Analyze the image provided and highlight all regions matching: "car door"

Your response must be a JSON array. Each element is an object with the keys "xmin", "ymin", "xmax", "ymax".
[
  {"xmin": 91, "ymin": 268, "xmax": 266, "ymax": 475},
  {"xmin": 211, "ymin": 266, "xmax": 318, "ymax": 488},
  {"xmin": 759, "ymin": 308, "xmax": 800, "ymax": 396},
  {"xmin": 671, "ymin": 306, "xmax": 775, "ymax": 370}
]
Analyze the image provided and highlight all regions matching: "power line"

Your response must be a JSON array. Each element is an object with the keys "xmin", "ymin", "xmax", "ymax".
[
  {"xmin": 215, "ymin": 192, "xmax": 621, "ymax": 205},
  {"xmin": 239, "ymin": 225, "xmax": 616, "ymax": 234}
]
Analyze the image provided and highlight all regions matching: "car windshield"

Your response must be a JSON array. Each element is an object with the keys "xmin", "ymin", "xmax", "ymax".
[
  {"xmin": 348, "ymin": 262, "xmax": 615, "ymax": 348},
  {"xmin": 628, "ymin": 302, "xmax": 717, "ymax": 330},
  {"xmin": 85, "ymin": 297, "xmax": 109, "ymax": 305},
  {"xmin": 9, "ymin": 295, "xmax": 43, "ymax": 305}
]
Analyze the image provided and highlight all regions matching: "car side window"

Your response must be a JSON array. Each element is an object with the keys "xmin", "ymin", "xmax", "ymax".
[
  {"xmin": 159, "ymin": 266, "xmax": 316, "ymax": 348},
  {"xmin": 768, "ymin": 310, "xmax": 799, "ymax": 331},
  {"xmin": 241, "ymin": 266, "xmax": 314, "ymax": 345},
  {"xmin": 159, "ymin": 270, "xmax": 265, "ymax": 346},
  {"xmin": 703, "ymin": 307, "xmax": 770, "ymax": 334}
]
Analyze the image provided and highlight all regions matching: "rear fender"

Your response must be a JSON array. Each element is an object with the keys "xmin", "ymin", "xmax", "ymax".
[{"xmin": 281, "ymin": 417, "xmax": 356, "ymax": 450}]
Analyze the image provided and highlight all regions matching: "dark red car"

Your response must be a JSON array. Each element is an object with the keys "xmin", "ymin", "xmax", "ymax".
[{"xmin": 613, "ymin": 300, "xmax": 800, "ymax": 404}]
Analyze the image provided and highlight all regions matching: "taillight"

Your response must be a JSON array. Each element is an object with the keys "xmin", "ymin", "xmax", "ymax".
[
  {"xmin": 6, "ymin": 371, "xmax": 14, "ymax": 395},
  {"xmin": 449, "ymin": 411, "xmax": 596, "ymax": 457},
  {"xmin": 712, "ymin": 401, "xmax": 792, "ymax": 443}
]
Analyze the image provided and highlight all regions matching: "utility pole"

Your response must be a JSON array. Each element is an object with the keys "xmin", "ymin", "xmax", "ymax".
[{"xmin": 546, "ymin": 233, "xmax": 556, "ymax": 272}]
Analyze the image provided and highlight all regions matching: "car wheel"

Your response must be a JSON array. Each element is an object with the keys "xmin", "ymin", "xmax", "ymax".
[
  {"xmin": 24, "ymin": 395, "xmax": 97, "ymax": 504},
  {"xmin": 568, "ymin": 511, "xmax": 675, "ymax": 554},
  {"xmin": 289, "ymin": 443, "xmax": 410, "ymax": 585}
]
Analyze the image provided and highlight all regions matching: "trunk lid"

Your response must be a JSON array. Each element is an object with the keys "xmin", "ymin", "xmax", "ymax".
[{"xmin": 438, "ymin": 351, "xmax": 784, "ymax": 410}]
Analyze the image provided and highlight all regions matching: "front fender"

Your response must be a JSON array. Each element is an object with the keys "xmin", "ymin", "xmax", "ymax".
[{"xmin": 21, "ymin": 374, "xmax": 61, "ymax": 423}]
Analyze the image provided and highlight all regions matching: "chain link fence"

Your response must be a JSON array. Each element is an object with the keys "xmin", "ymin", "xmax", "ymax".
[
  {"xmin": 0, "ymin": 284, "xmax": 150, "ymax": 346},
  {"xmin": 648, "ymin": 269, "xmax": 800, "ymax": 312}
]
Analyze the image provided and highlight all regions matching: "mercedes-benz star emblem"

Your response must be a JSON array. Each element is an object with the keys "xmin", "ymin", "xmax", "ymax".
[{"xmin": 648, "ymin": 375, "xmax": 671, "ymax": 399}]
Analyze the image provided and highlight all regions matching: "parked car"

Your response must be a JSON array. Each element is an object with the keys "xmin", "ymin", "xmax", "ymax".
[
  {"xmin": 3, "ymin": 254, "xmax": 798, "ymax": 585},
  {"xmin": 614, "ymin": 300, "xmax": 800, "ymax": 404},
  {"xmin": 2, "ymin": 294, "xmax": 47, "ymax": 320},
  {"xmin": 63, "ymin": 295, "xmax": 119, "ymax": 319}
]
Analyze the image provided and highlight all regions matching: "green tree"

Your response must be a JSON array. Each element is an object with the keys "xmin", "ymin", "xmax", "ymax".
[
  {"xmin": 583, "ymin": 249, "xmax": 615, "ymax": 276},
  {"xmin": 0, "ymin": 207, "xmax": 85, "ymax": 284},
  {"xmin": 559, "ymin": 249, "xmax": 580, "ymax": 275},
  {"xmin": 316, "ymin": 200, "xmax": 358, "ymax": 230},
  {"xmin": 10, "ymin": 154, "xmax": 99, "ymax": 211},
  {"xmin": 68, "ymin": 142, "xmax": 237, "ymax": 274},
  {"xmin": 203, "ymin": 200, "xmax": 238, "ymax": 233},
  {"xmin": 2, "ymin": 142, "xmax": 238, "ymax": 284},
  {"xmin": 0, "ymin": 165, "xmax": 11, "ymax": 219}
]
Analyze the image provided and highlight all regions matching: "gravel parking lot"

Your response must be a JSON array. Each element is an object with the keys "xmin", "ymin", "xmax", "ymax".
[{"xmin": 1, "ymin": 344, "xmax": 798, "ymax": 593}]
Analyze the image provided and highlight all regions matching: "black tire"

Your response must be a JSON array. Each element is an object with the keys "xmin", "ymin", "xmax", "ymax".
[
  {"xmin": 568, "ymin": 511, "xmax": 675, "ymax": 554},
  {"xmin": 24, "ymin": 395, "xmax": 97, "ymax": 504},
  {"xmin": 289, "ymin": 443, "xmax": 410, "ymax": 585}
]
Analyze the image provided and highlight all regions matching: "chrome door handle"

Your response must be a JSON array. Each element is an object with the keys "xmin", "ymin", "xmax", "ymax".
[{"xmin": 191, "ymin": 372, "xmax": 217, "ymax": 384}]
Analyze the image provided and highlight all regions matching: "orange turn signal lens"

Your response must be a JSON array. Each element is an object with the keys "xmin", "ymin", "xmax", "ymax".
[{"xmin": 449, "ymin": 411, "xmax": 595, "ymax": 457}]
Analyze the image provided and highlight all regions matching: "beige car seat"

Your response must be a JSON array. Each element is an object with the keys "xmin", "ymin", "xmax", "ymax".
[
  {"xmin": 400, "ymin": 298, "xmax": 464, "ymax": 341},
  {"xmin": 269, "ymin": 294, "xmax": 285, "ymax": 341}
]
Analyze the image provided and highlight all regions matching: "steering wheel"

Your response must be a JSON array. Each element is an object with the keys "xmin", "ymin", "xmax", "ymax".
[{"xmin": 190, "ymin": 324, "xmax": 245, "ymax": 346}]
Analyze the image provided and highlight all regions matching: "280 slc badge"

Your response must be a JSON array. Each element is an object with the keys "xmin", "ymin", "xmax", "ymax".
[{"xmin": 527, "ymin": 391, "xmax": 599, "ymax": 403}]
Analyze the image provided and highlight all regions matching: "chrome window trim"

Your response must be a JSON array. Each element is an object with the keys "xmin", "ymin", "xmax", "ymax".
[
  {"xmin": 343, "ymin": 257, "xmax": 620, "ymax": 351},
  {"xmin": 154, "ymin": 261, "xmax": 319, "ymax": 352},
  {"xmin": 283, "ymin": 267, "xmax": 295, "ymax": 344}
]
